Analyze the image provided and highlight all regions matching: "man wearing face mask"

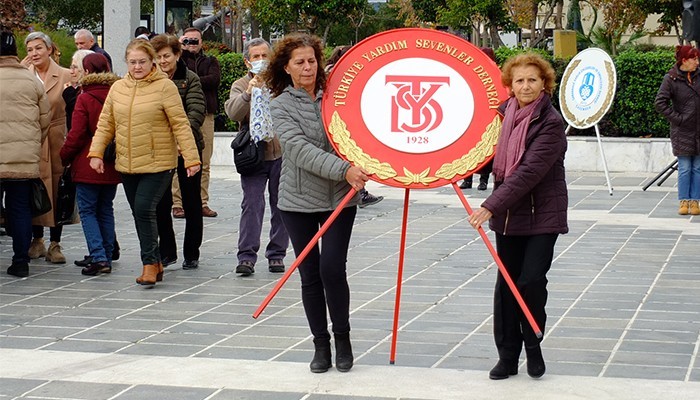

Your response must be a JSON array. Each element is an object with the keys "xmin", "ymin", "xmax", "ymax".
[
  {"xmin": 176, "ymin": 27, "xmax": 221, "ymax": 219},
  {"xmin": 224, "ymin": 38, "xmax": 288, "ymax": 276}
]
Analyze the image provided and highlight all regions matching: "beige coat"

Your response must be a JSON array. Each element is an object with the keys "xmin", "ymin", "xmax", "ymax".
[
  {"xmin": 89, "ymin": 67, "xmax": 201, "ymax": 173},
  {"xmin": 0, "ymin": 56, "xmax": 51, "ymax": 179},
  {"xmin": 28, "ymin": 59, "xmax": 72, "ymax": 227}
]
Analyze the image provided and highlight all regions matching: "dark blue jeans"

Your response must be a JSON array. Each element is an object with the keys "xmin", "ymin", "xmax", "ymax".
[
  {"xmin": 1, "ymin": 180, "xmax": 33, "ymax": 265},
  {"xmin": 237, "ymin": 158, "xmax": 288, "ymax": 264},
  {"xmin": 281, "ymin": 206, "xmax": 356, "ymax": 340},
  {"xmin": 121, "ymin": 170, "xmax": 173, "ymax": 265},
  {"xmin": 76, "ymin": 183, "xmax": 117, "ymax": 263}
]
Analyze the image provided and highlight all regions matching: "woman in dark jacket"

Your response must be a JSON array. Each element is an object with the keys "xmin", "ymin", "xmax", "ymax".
[
  {"xmin": 151, "ymin": 34, "xmax": 206, "ymax": 270},
  {"xmin": 59, "ymin": 53, "xmax": 121, "ymax": 275},
  {"xmin": 469, "ymin": 53, "xmax": 568, "ymax": 381},
  {"xmin": 654, "ymin": 45, "xmax": 700, "ymax": 215}
]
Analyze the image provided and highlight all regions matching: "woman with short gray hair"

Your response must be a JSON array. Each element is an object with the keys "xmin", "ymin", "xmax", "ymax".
[{"xmin": 23, "ymin": 31, "xmax": 73, "ymax": 263}]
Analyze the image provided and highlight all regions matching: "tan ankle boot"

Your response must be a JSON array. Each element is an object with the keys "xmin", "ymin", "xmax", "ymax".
[
  {"xmin": 136, "ymin": 264, "xmax": 159, "ymax": 285},
  {"xmin": 689, "ymin": 200, "xmax": 700, "ymax": 215},
  {"xmin": 156, "ymin": 263, "xmax": 164, "ymax": 282},
  {"xmin": 28, "ymin": 238, "xmax": 46, "ymax": 259},
  {"xmin": 45, "ymin": 241, "xmax": 66, "ymax": 264},
  {"xmin": 679, "ymin": 200, "xmax": 690, "ymax": 215}
]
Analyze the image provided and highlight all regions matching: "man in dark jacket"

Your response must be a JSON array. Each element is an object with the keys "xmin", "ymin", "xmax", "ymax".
[
  {"xmin": 74, "ymin": 29, "xmax": 112, "ymax": 71},
  {"xmin": 173, "ymin": 27, "xmax": 221, "ymax": 218}
]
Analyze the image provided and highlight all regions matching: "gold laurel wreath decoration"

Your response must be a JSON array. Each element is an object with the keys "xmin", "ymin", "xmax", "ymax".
[
  {"xmin": 435, "ymin": 115, "xmax": 502, "ymax": 180},
  {"xmin": 560, "ymin": 59, "xmax": 581, "ymax": 126},
  {"xmin": 329, "ymin": 111, "xmax": 502, "ymax": 186},
  {"xmin": 560, "ymin": 59, "xmax": 616, "ymax": 128},
  {"xmin": 329, "ymin": 112, "xmax": 397, "ymax": 180}
]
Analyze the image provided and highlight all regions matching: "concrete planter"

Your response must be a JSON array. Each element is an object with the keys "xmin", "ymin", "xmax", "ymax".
[{"xmin": 211, "ymin": 132, "xmax": 673, "ymax": 173}]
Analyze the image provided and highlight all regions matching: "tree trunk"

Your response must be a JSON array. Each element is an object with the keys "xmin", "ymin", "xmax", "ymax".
[
  {"xmin": 555, "ymin": 0, "xmax": 563, "ymax": 30},
  {"xmin": 529, "ymin": 0, "xmax": 539, "ymax": 47},
  {"xmin": 251, "ymin": 13, "xmax": 260, "ymax": 39},
  {"xmin": 234, "ymin": 1, "xmax": 243, "ymax": 52}
]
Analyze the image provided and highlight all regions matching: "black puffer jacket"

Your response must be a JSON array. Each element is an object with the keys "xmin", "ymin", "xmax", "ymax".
[
  {"xmin": 171, "ymin": 58, "xmax": 206, "ymax": 151},
  {"xmin": 482, "ymin": 94, "xmax": 568, "ymax": 236},
  {"xmin": 654, "ymin": 65, "xmax": 700, "ymax": 156}
]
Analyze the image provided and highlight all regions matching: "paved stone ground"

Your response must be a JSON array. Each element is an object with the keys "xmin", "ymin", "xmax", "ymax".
[{"xmin": 1, "ymin": 167, "xmax": 699, "ymax": 399}]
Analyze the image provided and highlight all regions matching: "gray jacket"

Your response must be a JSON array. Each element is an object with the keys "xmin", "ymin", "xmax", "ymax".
[{"xmin": 271, "ymin": 86, "xmax": 359, "ymax": 212}]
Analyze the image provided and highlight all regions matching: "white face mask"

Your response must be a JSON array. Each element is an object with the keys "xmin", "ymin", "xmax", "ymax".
[{"xmin": 249, "ymin": 59, "xmax": 268, "ymax": 74}]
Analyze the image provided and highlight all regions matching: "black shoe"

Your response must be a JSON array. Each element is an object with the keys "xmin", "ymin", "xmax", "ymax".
[
  {"xmin": 310, "ymin": 338, "xmax": 332, "ymax": 373},
  {"xmin": 182, "ymin": 259, "xmax": 199, "ymax": 270},
  {"xmin": 477, "ymin": 182, "xmax": 488, "ymax": 191},
  {"xmin": 7, "ymin": 262, "xmax": 29, "ymax": 278},
  {"xmin": 112, "ymin": 239, "xmax": 120, "ymax": 261},
  {"xmin": 459, "ymin": 179, "xmax": 472, "ymax": 189},
  {"xmin": 526, "ymin": 346, "xmax": 546, "ymax": 378},
  {"xmin": 359, "ymin": 192, "xmax": 383, "ymax": 208},
  {"xmin": 82, "ymin": 261, "xmax": 111, "ymax": 276},
  {"xmin": 489, "ymin": 359, "xmax": 518, "ymax": 380},
  {"xmin": 235, "ymin": 261, "xmax": 254, "ymax": 276},
  {"xmin": 334, "ymin": 332, "xmax": 354, "ymax": 372},
  {"xmin": 268, "ymin": 259, "xmax": 285, "ymax": 273},
  {"xmin": 161, "ymin": 256, "xmax": 177, "ymax": 268},
  {"xmin": 74, "ymin": 255, "xmax": 93, "ymax": 267}
]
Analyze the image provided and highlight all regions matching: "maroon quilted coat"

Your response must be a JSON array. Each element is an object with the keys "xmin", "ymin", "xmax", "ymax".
[
  {"xmin": 60, "ymin": 72, "xmax": 121, "ymax": 184},
  {"xmin": 482, "ymin": 94, "xmax": 568, "ymax": 236},
  {"xmin": 654, "ymin": 65, "xmax": 700, "ymax": 156}
]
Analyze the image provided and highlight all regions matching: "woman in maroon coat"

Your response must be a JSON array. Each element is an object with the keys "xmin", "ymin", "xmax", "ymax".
[
  {"xmin": 59, "ymin": 53, "xmax": 121, "ymax": 275},
  {"xmin": 469, "ymin": 53, "xmax": 568, "ymax": 381}
]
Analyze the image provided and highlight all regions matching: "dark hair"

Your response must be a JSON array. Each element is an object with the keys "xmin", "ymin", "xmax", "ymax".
[
  {"xmin": 480, "ymin": 47, "xmax": 496, "ymax": 62},
  {"xmin": 501, "ymin": 52, "xmax": 557, "ymax": 95},
  {"xmin": 183, "ymin": 27, "xmax": 202, "ymax": 36},
  {"xmin": 134, "ymin": 26, "xmax": 151, "ymax": 38},
  {"xmin": 326, "ymin": 45, "xmax": 352, "ymax": 67},
  {"xmin": 0, "ymin": 30, "xmax": 17, "ymax": 56},
  {"xmin": 83, "ymin": 53, "xmax": 111, "ymax": 74},
  {"xmin": 263, "ymin": 33, "xmax": 325, "ymax": 97},
  {"xmin": 675, "ymin": 45, "xmax": 699, "ymax": 66},
  {"xmin": 150, "ymin": 34, "xmax": 182, "ymax": 56}
]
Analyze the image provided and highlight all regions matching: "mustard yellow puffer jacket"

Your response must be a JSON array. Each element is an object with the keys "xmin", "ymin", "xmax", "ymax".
[{"xmin": 88, "ymin": 67, "xmax": 200, "ymax": 173}]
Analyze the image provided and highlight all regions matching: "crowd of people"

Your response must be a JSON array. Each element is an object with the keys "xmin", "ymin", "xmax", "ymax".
[{"xmin": 3, "ymin": 23, "xmax": 698, "ymax": 380}]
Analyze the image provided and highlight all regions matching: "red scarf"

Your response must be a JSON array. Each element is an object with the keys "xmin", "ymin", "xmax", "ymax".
[{"xmin": 492, "ymin": 92, "xmax": 545, "ymax": 181}]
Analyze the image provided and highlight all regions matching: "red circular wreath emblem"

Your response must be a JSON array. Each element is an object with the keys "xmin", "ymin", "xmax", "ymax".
[{"xmin": 322, "ymin": 28, "xmax": 509, "ymax": 189}]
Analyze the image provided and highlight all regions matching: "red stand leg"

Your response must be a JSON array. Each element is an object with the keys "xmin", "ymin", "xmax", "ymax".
[
  {"xmin": 451, "ymin": 182, "xmax": 543, "ymax": 338},
  {"xmin": 389, "ymin": 188, "xmax": 411, "ymax": 364},
  {"xmin": 253, "ymin": 189, "xmax": 358, "ymax": 319}
]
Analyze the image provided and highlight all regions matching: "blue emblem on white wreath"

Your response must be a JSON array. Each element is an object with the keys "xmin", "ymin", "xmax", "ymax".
[{"xmin": 570, "ymin": 66, "xmax": 603, "ymax": 111}]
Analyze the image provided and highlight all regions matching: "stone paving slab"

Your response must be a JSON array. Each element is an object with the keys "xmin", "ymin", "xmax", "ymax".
[{"xmin": 1, "ymin": 169, "xmax": 700, "ymax": 399}]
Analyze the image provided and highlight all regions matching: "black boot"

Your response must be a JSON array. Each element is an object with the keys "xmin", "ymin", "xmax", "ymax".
[
  {"xmin": 112, "ymin": 238, "xmax": 120, "ymax": 261},
  {"xmin": 334, "ymin": 332, "xmax": 354, "ymax": 372},
  {"xmin": 7, "ymin": 262, "xmax": 29, "ymax": 278},
  {"xmin": 489, "ymin": 359, "xmax": 518, "ymax": 380},
  {"xmin": 310, "ymin": 337, "xmax": 332, "ymax": 373},
  {"xmin": 526, "ymin": 345, "xmax": 545, "ymax": 378},
  {"xmin": 459, "ymin": 178, "xmax": 472, "ymax": 189},
  {"xmin": 477, "ymin": 175, "xmax": 489, "ymax": 191}
]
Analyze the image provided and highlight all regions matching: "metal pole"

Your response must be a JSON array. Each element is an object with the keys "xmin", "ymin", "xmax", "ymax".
[
  {"xmin": 253, "ymin": 189, "xmax": 357, "ymax": 319},
  {"xmin": 595, "ymin": 124, "xmax": 614, "ymax": 195},
  {"xmin": 451, "ymin": 182, "xmax": 543, "ymax": 338},
  {"xmin": 389, "ymin": 188, "xmax": 411, "ymax": 364}
]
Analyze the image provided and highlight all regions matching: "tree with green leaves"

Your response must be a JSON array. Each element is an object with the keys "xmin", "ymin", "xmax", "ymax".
[
  {"xmin": 633, "ymin": 0, "xmax": 683, "ymax": 44},
  {"xmin": 437, "ymin": 0, "xmax": 516, "ymax": 47},
  {"xmin": 411, "ymin": 0, "xmax": 447, "ymax": 24},
  {"xmin": 247, "ymin": 0, "xmax": 366, "ymax": 35},
  {"xmin": 24, "ymin": 0, "xmax": 103, "ymax": 31},
  {"xmin": 0, "ymin": 0, "xmax": 28, "ymax": 31}
]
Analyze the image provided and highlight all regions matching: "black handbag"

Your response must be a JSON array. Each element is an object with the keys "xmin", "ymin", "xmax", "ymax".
[
  {"xmin": 103, "ymin": 140, "xmax": 116, "ymax": 162},
  {"xmin": 231, "ymin": 124, "xmax": 266, "ymax": 176},
  {"xmin": 30, "ymin": 178, "xmax": 52, "ymax": 217},
  {"xmin": 55, "ymin": 167, "xmax": 76, "ymax": 225}
]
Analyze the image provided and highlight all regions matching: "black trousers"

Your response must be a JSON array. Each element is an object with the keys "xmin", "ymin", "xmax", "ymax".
[
  {"xmin": 156, "ymin": 155, "xmax": 203, "ymax": 262},
  {"xmin": 121, "ymin": 170, "xmax": 174, "ymax": 265},
  {"xmin": 280, "ymin": 206, "xmax": 357, "ymax": 341},
  {"xmin": 493, "ymin": 233, "xmax": 558, "ymax": 361}
]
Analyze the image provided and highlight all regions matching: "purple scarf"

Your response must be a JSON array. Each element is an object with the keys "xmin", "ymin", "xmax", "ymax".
[{"xmin": 492, "ymin": 92, "xmax": 545, "ymax": 181}]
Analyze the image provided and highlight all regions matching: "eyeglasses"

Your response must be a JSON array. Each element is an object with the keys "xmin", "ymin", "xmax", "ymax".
[{"xmin": 127, "ymin": 59, "xmax": 151, "ymax": 67}]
